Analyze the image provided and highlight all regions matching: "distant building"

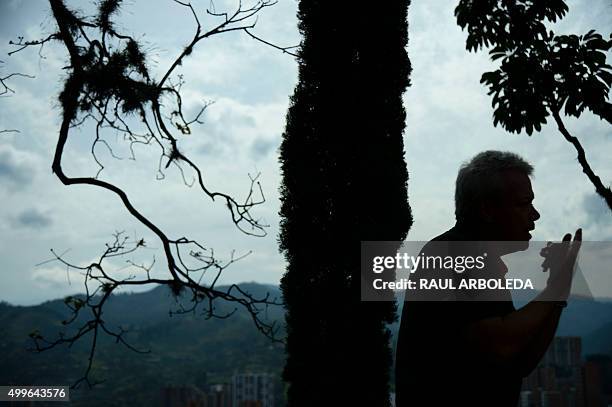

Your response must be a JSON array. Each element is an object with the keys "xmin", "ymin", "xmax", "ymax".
[
  {"xmin": 520, "ymin": 336, "xmax": 609, "ymax": 407},
  {"xmin": 540, "ymin": 390, "xmax": 563, "ymax": 407},
  {"xmin": 541, "ymin": 337, "xmax": 581, "ymax": 368},
  {"xmin": 208, "ymin": 383, "xmax": 232, "ymax": 407},
  {"xmin": 520, "ymin": 390, "xmax": 535, "ymax": 407},
  {"xmin": 584, "ymin": 355, "xmax": 612, "ymax": 407},
  {"xmin": 161, "ymin": 385, "xmax": 208, "ymax": 407},
  {"xmin": 232, "ymin": 373, "xmax": 275, "ymax": 407}
]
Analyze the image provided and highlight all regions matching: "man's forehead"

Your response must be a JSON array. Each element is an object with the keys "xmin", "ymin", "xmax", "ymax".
[{"xmin": 500, "ymin": 170, "xmax": 534, "ymax": 197}]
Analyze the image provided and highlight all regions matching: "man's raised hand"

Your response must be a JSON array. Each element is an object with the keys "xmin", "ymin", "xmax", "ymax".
[{"xmin": 540, "ymin": 228, "xmax": 582, "ymax": 301}]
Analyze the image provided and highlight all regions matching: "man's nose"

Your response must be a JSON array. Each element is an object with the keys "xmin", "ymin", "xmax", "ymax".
[{"xmin": 531, "ymin": 205, "xmax": 541, "ymax": 221}]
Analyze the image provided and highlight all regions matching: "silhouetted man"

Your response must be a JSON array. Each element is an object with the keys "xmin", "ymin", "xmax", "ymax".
[{"xmin": 395, "ymin": 151, "xmax": 581, "ymax": 407}]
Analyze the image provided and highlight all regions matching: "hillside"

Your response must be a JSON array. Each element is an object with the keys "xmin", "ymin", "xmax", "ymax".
[
  {"xmin": 0, "ymin": 283, "xmax": 285, "ymax": 407},
  {"xmin": 2, "ymin": 285, "xmax": 611, "ymax": 406}
]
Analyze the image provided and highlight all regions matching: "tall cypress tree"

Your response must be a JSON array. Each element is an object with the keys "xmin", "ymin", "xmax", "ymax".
[{"xmin": 279, "ymin": 1, "xmax": 412, "ymax": 405}]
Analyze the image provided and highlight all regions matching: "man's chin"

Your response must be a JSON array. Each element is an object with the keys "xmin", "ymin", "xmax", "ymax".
[{"xmin": 501, "ymin": 240, "xmax": 530, "ymax": 254}]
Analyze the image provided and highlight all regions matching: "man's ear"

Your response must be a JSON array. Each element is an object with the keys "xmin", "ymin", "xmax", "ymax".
[{"xmin": 480, "ymin": 200, "xmax": 495, "ymax": 223}]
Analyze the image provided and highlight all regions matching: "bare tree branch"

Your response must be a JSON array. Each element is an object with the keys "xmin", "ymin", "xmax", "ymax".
[
  {"xmin": 8, "ymin": 33, "xmax": 59, "ymax": 56},
  {"xmin": 0, "ymin": 60, "xmax": 35, "ymax": 133},
  {"xmin": 552, "ymin": 109, "xmax": 612, "ymax": 210},
  {"xmin": 12, "ymin": 0, "xmax": 290, "ymax": 388},
  {"xmin": 0, "ymin": 72, "xmax": 35, "ymax": 96},
  {"xmin": 31, "ymin": 232, "xmax": 283, "ymax": 388},
  {"xmin": 244, "ymin": 28, "xmax": 298, "ymax": 56}
]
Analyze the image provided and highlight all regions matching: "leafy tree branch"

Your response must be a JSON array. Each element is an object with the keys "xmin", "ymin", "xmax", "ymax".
[{"xmin": 456, "ymin": 0, "xmax": 612, "ymax": 211}]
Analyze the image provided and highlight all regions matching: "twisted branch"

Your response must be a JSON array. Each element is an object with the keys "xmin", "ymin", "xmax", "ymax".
[
  {"xmin": 12, "ymin": 0, "xmax": 292, "ymax": 388},
  {"xmin": 552, "ymin": 109, "xmax": 612, "ymax": 211}
]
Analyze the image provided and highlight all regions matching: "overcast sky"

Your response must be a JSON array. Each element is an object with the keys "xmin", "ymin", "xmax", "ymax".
[{"xmin": 0, "ymin": 0, "xmax": 610, "ymax": 305}]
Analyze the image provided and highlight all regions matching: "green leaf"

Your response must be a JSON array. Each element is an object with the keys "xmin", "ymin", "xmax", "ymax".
[
  {"xmin": 597, "ymin": 70, "xmax": 612, "ymax": 87},
  {"xmin": 584, "ymin": 29, "xmax": 596, "ymax": 40}
]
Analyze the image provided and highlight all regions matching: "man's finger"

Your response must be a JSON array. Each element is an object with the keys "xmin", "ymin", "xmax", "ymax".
[
  {"xmin": 570, "ymin": 228, "xmax": 582, "ymax": 258},
  {"xmin": 574, "ymin": 228, "xmax": 582, "ymax": 242},
  {"xmin": 559, "ymin": 232, "xmax": 571, "ymax": 256}
]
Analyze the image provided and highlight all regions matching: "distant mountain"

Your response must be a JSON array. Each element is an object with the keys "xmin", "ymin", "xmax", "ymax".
[
  {"xmin": 2, "ymin": 285, "xmax": 611, "ymax": 406},
  {"xmin": 556, "ymin": 296, "xmax": 612, "ymax": 351},
  {"xmin": 0, "ymin": 283, "xmax": 285, "ymax": 407}
]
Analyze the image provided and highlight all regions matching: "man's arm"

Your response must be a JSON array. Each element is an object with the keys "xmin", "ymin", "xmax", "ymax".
[
  {"xmin": 462, "ymin": 300, "xmax": 563, "ymax": 371},
  {"xmin": 513, "ymin": 303, "xmax": 564, "ymax": 376},
  {"xmin": 462, "ymin": 230, "xmax": 581, "ymax": 373}
]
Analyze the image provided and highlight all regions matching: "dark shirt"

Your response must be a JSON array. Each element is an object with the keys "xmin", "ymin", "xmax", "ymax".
[{"xmin": 395, "ymin": 224, "xmax": 522, "ymax": 407}]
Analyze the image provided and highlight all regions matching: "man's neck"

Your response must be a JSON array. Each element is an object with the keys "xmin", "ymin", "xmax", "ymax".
[{"xmin": 454, "ymin": 220, "xmax": 510, "ymax": 257}]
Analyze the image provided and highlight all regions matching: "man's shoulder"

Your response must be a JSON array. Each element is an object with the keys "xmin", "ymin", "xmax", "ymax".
[
  {"xmin": 418, "ymin": 225, "xmax": 466, "ymax": 256},
  {"xmin": 430, "ymin": 223, "xmax": 469, "ymax": 242}
]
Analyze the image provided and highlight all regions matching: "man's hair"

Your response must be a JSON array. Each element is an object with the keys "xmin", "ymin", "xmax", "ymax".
[{"xmin": 455, "ymin": 150, "xmax": 533, "ymax": 222}]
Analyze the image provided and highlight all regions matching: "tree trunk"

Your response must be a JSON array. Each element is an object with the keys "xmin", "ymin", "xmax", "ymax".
[{"xmin": 279, "ymin": 1, "xmax": 413, "ymax": 405}]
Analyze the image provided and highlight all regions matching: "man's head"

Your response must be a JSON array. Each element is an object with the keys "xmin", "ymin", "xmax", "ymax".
[{"xmin": 455, "ymin": 151, "xmax": 540, "ymax": 246}]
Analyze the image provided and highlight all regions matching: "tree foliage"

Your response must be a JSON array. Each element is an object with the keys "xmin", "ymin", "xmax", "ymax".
[
  {"xmin": 456, "ymin": 0, "xmax": 612, "ymax": 210},
  {"xmin": 279, "ymin": 1, "xmax": 413, "ymax": 405}
]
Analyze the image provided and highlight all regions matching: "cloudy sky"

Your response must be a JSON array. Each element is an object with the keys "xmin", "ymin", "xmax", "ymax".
[{"xmin": 0, "ymin": 0, "xmax": 610, "ymax": 305}]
